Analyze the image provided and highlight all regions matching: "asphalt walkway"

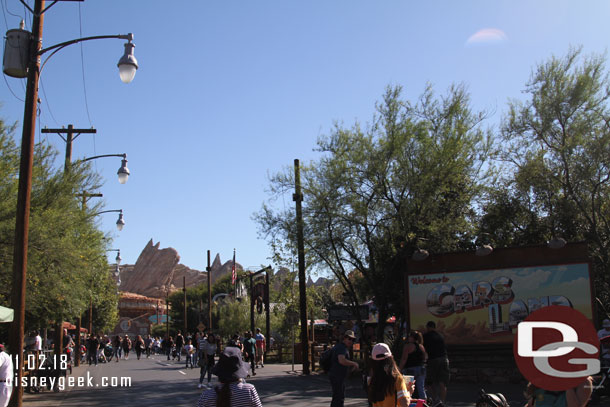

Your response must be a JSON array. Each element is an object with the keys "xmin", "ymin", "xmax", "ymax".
[{"xmin": 20, "ymin": 359, "xmax": 607, "ymax": 406}]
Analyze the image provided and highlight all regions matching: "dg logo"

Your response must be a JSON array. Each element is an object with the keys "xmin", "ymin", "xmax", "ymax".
[{"xmin": 514, "ymin": 305, "xmax": 600, "ymax": 391}]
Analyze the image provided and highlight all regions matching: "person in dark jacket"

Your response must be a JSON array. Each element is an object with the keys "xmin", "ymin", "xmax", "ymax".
[
  {"xmin": 329, "ymin": 330, "xmax": 359, "ymax": 407},
  {"xmin": 422, "ymin": 321, "xmax": 449, "ymax": 406}
]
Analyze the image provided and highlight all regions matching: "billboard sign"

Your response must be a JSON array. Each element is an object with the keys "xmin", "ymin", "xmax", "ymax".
[{"xmin": 407, "ymin": 263, "xmax": 592, "ymax": 345}]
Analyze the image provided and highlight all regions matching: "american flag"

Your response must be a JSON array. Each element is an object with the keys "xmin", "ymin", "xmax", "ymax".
[{"xmin": 231, "ymin": 249, "xmax": 236, "ymax": 285}]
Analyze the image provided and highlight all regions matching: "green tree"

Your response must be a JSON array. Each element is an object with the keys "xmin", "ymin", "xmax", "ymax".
[
  {"xmin": 269, "ymin": 268, "xmax": 326, "ymax": 344},
  {"xmin": 257, "ymin": 85, "xmax": 493, "ymax": 339},
  {"xmin": 492, "ymin": 47, "xmax": 610, "ymax": 311},
  {"xmin": 0, "ymin": 115, "xmax": 119, "ymax": 337},
  {"xmin": 168, "ymin": 283, "xmax": 210, "ymax": 333}
]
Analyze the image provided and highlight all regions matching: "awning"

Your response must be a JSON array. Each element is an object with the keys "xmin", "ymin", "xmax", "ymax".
[
  {"xmin": 62, "ymin": 321, "xmax": 76, "ymax": 330},
  {"xmin": 0, "ymin": 306, "xmax": 13, "ymax": 323}
]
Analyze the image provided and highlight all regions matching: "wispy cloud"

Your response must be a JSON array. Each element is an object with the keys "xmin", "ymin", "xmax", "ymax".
[{"xmin": 466, "ymin": 28, "xmax": 508, "ymax": 46}]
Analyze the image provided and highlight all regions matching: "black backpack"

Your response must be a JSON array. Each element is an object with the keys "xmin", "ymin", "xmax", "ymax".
[{"xmin": 320, "ymin": 347, "xmax": 333, "ymax": 372}]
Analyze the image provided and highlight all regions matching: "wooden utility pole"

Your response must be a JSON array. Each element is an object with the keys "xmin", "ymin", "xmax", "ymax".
[
  {"xmin": 293, "ymin": 159, "xmax": 309, "ymax": 374},
  {"xmin": 265, "ymin": 269, "xmax": 271, "ymax": 355},
  {"xmin": 166, "ymin": 292, "xmax": 170, "ymax": 339},
  {"xmin": 207, "ymin": 250, "xmax": 212, "ymax": 330},
  {"xmin": 42, "ymin": 123, "xmax": 98, "ymax": 372},
  {"xmin": 8, "ymin": 3, "xmax": 45, "ymax": 405},
  {"xmin": 183, "ymin": 276, "xmax": 187, "ymax": 334},
  {"xmin": 41, "ymin": 124, "xmax": 97, "ymax": 171}
]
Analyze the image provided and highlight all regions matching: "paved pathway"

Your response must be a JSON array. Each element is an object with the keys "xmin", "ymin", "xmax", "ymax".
[{"xmin": 19, "ymin": 356, "xmax": 607, "ymax": 406}]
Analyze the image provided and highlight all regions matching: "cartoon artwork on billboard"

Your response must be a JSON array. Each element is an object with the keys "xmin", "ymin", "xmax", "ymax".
[{"xmin": 408, "ymin": 263, "xmax": 592, "ymax": 345}]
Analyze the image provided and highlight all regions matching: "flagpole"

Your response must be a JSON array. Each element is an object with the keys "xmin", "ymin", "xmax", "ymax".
[{"xmin": 232, "ymin": 248, "xmax": 236, "ymax": 298}]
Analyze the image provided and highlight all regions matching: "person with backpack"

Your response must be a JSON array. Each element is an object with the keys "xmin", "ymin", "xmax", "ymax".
[{"xmin": 329, "ymin": 330, "xmax": 359, "ymax": 407}]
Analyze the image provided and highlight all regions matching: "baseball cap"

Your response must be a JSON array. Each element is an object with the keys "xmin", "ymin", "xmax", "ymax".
[
  {"xmin": 344, "ymin": 330, "xmax": 356, "ymax": 339},
  {"xmin": 371, "ymin": 343, "xmax": 392, "ymax": 360},
  {"xmin": 603, "ymin": 319, "xmax": 610, "ymax": 328}
]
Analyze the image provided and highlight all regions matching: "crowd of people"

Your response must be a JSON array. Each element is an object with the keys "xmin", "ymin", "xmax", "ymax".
[
  {"xmin": 6, "ymin": 317, "xmax": 603, "ymax": 407},
  {"xmin": 325, "ymin": 322, "xmax": 449, "ymax": 407}
]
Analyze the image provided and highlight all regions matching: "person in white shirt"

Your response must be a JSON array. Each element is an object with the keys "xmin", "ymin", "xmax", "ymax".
[
  {"xmin": 0, "ymin": 344, "xmax": 13, "ymax": 407},
  {"xmin": 33, "ymin": 331, "xmax": 42, "ymax": 351},
  {"xmin": 597, "ymin": 318, "xmax": 610, "ymax": 366},
  {"xmin": 184, "ymin": 339, "xmax": 195, "ymax": 369}
]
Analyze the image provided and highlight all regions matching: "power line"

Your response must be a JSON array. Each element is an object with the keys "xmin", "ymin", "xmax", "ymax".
[
  {"xmin": 78, "ymin": 1, "xmax": 94, "ymax": 128},
  {"xmin": 39, "ymin": 78, "xmax": 59, "ymax": 126}
]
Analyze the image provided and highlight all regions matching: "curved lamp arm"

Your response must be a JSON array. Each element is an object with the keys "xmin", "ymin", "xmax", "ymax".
[
  {"xmin": 94, "ymin": 209, "xmax": 125, "ymax": 231},
  {"xmin": 79, "ymin": 154, "xmax": 130, "ymax": 184},
  {"xmin": 106, "ymin": 248, "xmax": 121, "ymax": 264},
  {"xmin": 39, "ymin": 33, "xmax": 134, "ymax": 56},
  {"xmin": 38, "ymin": 33, "xmax": 138, "ymax": 83}
]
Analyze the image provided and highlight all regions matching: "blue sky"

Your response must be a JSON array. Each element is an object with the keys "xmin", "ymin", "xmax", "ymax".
[{"xmin": 2, "ymin": 1, "xmax": 609, "ymax": 273}]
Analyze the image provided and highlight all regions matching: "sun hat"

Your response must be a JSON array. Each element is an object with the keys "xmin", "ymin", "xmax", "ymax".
[
  {"xmin": 603, "ymin": 319, "xmax": 610, "ymax": 328},
  {"xmin": 371, "ymin": 343, "xmax": 392, "ymax": 360},
  {"xmin": 344, "ymin": 330, "xmax": 356, "ymax": 339},
  {"xmin": 212, "ymin": 346, "xmax": 249, "ymax": 381}
]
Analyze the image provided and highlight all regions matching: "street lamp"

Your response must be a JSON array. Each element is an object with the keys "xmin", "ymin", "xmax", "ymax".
[
  {"xmin": 95, "ymin": 209, "xmax": 125, "ymax": 231},
  {"xmin": 107, "ymin": 248, "xmax": 121, "ymax": 265},
  {"xmin": 4, "ymin": 3, "xmax": 138, "ymax": 404},
  {"xmin": 108, "ymin": 250, "xmax": 122, "ymax": 287},
  {"xmin": 40, "ymin": 125, "xmax": 131, "ymax": 184},
  {"xmin": 82, "ymin": 154, "xmax": 130, "ymax": 184},
  {"xmin": 118, "ymin": 37, "xmax": 138, "ymax": 83}
]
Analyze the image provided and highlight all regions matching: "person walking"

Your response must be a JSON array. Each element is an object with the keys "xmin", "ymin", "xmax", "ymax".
[
  {"xmin": 185, "ymin": 339, "xmax": 195, "ymax": 369},
  {"xmin": 199, "ymin": 333, "xmax": 217, "ymax": 389},
  {"xmin": 97, "ymin": 336, "xmax": 108, "ymax": 363},
  {"xmin": 196, "ymin": 346, "xmax": 263, "ymax": 407},
  {"xmin": 423, "ymin": 321, "xmax": 449, "ymax": 407},
  {"xmin": 111, "ymin": 335, "xmax": 122, "ymax": 362},
  {"xmin": 368, "ymin": 343, "xmax": 413, "ymax": 407},
  {"xmin": 243, "ymin": 331, "xmax": 257, "ymax": 377},
  {"xmin": 145, "ymin": 335, "xmax": 153, "ymax": 358},
  {"xmin": 254, "ymin": 328, "xmax": 265, "ymax": 368},
  {"xmin": 329, "ymin": 330, "xmax": 359, "ymax": 407},
  {"xmin": 87, "ymin": 334, "xmax": 99, "ymax": 366},
  {"xmin": 122, "ymin": 335, "xmax": 132, "ymax": 360},
  {"xmin": 398, "ymin": 330, "xmax": 427, "ymax": 400},
  {"xmin": 134, "ymin": 335, "xmax": 145, "ymax": 360},
  {"xmin": 0, "ymin": 344, "xmax": 13, "ymax": 407},
  {"xmin": 166, "ymin": 335, "xmax": 174, "ymax": 361},
  {"xmin": 175, "ymin": 331, "xmax": 185, "ymax": 361}
]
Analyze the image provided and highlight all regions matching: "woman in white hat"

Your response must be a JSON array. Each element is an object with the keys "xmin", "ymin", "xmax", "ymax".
[
  {"xmin": 368, "ymin": 343, "xmax": 413, "ymax": 407},
  {"xmin": 196, "ymin": 346, "xmax": 262, "ymax": 407}
]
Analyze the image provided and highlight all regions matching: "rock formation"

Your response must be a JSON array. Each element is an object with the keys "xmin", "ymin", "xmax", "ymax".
[{"xmin": 117, "ymin": 240, "xmax": 243, "ymax": 299}]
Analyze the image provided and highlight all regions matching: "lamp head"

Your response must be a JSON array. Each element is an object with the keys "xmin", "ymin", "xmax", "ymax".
[
  {"xmin": 115, "ymin": 250, "xmax": 122, "ymax": 264},
  {"xmin": 117, "ymin": 39, "xmax": 138, "ymax": 84},
  {"xmin": 117, "ymin": 157, "xmax": 129, "ymax": 184},
  {"xmin": 548, "ymin": 237, "xmax": 567, "ymax": 249},
  {"xmin": 412, "ymin": 248, "xmax": 429, "ymax": 261},
  {"xmin": 116, "ymin": 212, "xmax": 125, "ymax": 231},
  {"xmin": 476, "ymin": 244, "xmax": 493, "ymax": 256}
]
